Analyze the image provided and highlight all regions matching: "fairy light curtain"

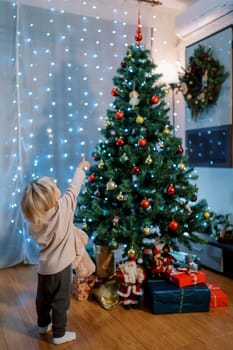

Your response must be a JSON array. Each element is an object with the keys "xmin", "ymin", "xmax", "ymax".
[{"xmin": 0, "ymin": 0, "xmax": 149, "ymax": 268}]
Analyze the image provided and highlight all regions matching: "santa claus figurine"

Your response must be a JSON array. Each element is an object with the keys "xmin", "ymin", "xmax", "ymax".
[{"xmin": 117, "ymin": 257, "xmax": 146, "ymax": 309}]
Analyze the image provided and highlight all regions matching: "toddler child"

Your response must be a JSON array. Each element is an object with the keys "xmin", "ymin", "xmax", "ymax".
[{"xmin": 21, "ymin": 155, "xmax": 91, "ymax": 345}]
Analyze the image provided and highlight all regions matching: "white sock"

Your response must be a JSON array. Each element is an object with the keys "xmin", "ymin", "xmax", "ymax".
[
  {"xmin": 39, "ymin": 323, "xmax": 52, "ymax": 334},
  {"xmin": 52, "ymin": 331, "xmax": 76, "ymax": 345}
]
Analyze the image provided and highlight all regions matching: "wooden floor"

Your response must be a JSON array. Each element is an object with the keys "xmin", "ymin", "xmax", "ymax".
[{"xmin": 0, "ymin": 264, "xmax": 233, "ymax": 350}]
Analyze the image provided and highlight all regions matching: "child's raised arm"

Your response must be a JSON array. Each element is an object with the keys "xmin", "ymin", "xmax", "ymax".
[{"xmin": 78, "ymin": 154, "xmax": 90, "ymax": 171}]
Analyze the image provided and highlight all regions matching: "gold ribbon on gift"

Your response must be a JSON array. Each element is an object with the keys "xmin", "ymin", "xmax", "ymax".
[{"xmin": 179, "ymin": 288, "xmax": 184, "ymax": 313}]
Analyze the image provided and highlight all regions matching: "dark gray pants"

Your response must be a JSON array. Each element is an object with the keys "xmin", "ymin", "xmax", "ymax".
[{"xmin": 36, "ymin": 264, "xmax": 72, "ymax": 338}]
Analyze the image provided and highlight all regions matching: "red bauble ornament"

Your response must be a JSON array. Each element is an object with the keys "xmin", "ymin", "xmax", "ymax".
[
  {"xmin": 88, "ymin": 173, "xmax": 95, "ymax": 182},
  {"xmin": 115, "ymin": 111, "xmax": 124, "ymax": 120},
  {"xmin": 168, "ymin": 220, "xmax": 179, "ymax": 231},
  {"xmin": 121, "ymin": 61, "xmax": 126, "ymax": 68},
  {"xmin": 132, "ymin": 166, "xmax": 140, "ymax": 175},
  {"xmin": 177, "ymin": 146, "xmax": 184, "ymax": 154},
  {"xmin": 140, "ymin": 198, "xmax": 150, "ymax": 209},
  {"xmin": 151, "ymin": 95, "xmax": 160, "ymax": 104},
  {"xmin": 92, "ymin": 152, "xmax": 100, "ymax": 161},
  {"xmin": 111, "ymin": 88, "xmax": 118, "ymax": 96},
  {"xmin": 138, "ymin": 137, "xmax": 147, "ymax": 147},
  {"xmin": 167, "ymin": 184, "xmax": 176, "ymax": 196},
  {"xmin": 116, "ymin": 137, "xmax": 124, "ymax": 146},
  {"xmin": 135, "ymin": 33, "xmax": 142, "ymax": 43}
]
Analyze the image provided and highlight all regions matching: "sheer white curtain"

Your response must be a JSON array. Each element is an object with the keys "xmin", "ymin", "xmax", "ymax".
[{"xmin": 0, "ymin": 0, "xmax": 148, "ymax": 268}]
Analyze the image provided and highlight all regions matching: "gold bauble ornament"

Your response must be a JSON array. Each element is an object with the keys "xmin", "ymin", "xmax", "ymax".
[
  {"xmin": 143, "ymin": 227, "xmax": 150, "ymax": 236},
  {"xmin": 106, "ymin": 179, "xmax": 117, "ymax": 190},
  {"xmin": 178, "ymin": 163, "xmax": 185, "ymax": 170},
  {"xmin": 128, "ymin": 248, "xmax": 136, "ymax": 258},
  {"xmin": 163, "ymin": 127, "xmax": 170, "ymax": 134},
  {"xmin": 136, "ymin": 115, "xmax": 144, "ymax": 124},
  {"xmin": 145, "ymin": 155, "xmax": 152, "ymax": 164},
  {"xmin": 204, "ymin": 211, "xmax": 211, "ymax": 219},
  {"xmin": 117, "ymin": 191, "xmax": 124, "ymax": 201},
  {"xmin": 82, "ymin": 222, "xmax": 87, "ymax": 230},
  {"xmin": 98, "ymin": 159, "xmax": 105, "ymax": 169}
]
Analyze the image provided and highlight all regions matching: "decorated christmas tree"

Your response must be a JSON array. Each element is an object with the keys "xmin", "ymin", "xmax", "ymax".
[{"xmin": 75, "ymin": 21, "xmax": 212, "ymax": 260}]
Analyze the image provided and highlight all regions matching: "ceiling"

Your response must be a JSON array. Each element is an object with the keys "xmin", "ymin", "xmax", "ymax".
[
  {"xmin": 138, "ymin": 0, "xmax": 198, "ymax": 10},
  {"xmin": 166, "ymin": 0, "xmax": 198, "ymax": 8}
]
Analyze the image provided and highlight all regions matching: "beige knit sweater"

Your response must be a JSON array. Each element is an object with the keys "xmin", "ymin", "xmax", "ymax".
[{"xmin": 29, "ymin": 167, "xmax": 87, "ymax": 275}]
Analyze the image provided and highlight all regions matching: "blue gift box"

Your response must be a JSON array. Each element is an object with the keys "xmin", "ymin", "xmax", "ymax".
[{"xmin": 144, "ymin": 280, "xmax": 210, "ymax": 314}]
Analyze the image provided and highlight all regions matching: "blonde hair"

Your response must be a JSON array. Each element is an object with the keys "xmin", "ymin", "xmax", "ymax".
[{"xmin": 21, "ymin": 176, "xmax": 58, "ymax": 230}]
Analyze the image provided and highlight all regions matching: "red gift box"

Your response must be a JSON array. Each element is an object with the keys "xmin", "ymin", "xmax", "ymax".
[
  {"xmin": 165, "ymin": 269, "xmax": 206, "ymax": 288},
  {"xmin": 206, "ymin": 282, "xmax": 228, "ymax": 308},
  {"xmin": 72, "ymin": 274, "xmax": 96, "ymax": 301}
]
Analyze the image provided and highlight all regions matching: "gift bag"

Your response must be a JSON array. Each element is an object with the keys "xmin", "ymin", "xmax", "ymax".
[{"xmin": 91, "ymin": 277, "xmax": 121, "ymax": 310}]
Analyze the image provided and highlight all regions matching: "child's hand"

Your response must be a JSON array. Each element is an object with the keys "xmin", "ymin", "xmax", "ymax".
[{"xmin": 78, "ymin": 154, "xmax": 90, "ymax": 170}]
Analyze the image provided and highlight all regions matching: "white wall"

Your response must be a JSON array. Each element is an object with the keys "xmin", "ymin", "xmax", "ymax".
[{"xmin": 176, "ymin": 8, "xmax": 233, "ymax": 216}]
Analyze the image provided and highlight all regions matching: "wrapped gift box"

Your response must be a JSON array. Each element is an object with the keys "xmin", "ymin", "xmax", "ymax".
[
  {"xmin": 206, "ymin": 282, "xmax": 228, "ymax": 308},
  {"xmin": 165, "ymin": 269, "xmax": 206, "ymax": 288},
  {"xmin": 144, "ymin": 280, "xmax": 210, "ymax": 314},
  {"xmin": 72, "ymin": 274, "xmax": 96, "ymax": 301}
]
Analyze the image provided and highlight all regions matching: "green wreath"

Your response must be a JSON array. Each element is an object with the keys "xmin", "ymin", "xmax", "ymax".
[{"xmin": 178, "ymin": 45, "xmax": 228, "ymax": 119}]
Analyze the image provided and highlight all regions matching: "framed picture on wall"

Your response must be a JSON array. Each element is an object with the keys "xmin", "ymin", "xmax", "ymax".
[
  {"xmin": 186, "ymin": 124, "xmax": 232, "ymax": 168},
  {"xmin": 184, "ymin": 26, "xmax": 233, "ymax": 168}
]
